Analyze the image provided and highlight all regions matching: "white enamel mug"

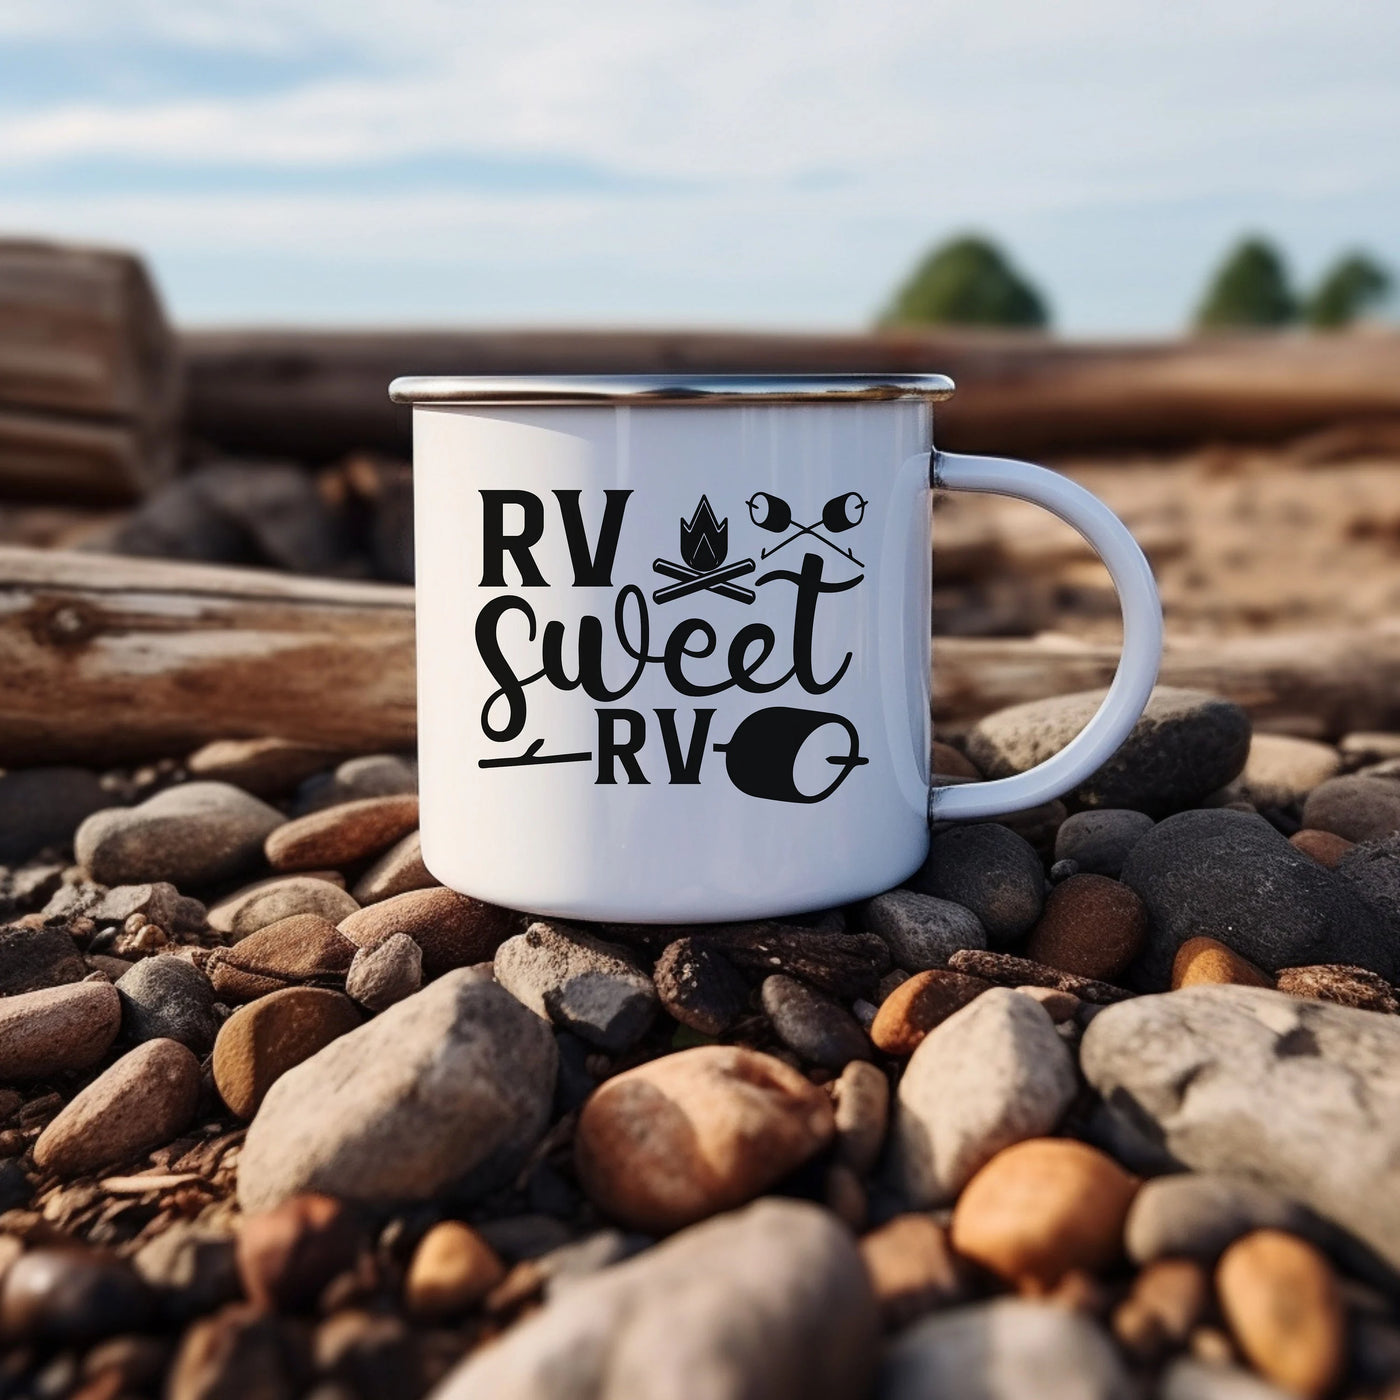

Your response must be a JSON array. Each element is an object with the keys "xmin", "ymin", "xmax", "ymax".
[{"xmin": 389, "ymin": 375, "xmax": 1162, "ymax": 923}]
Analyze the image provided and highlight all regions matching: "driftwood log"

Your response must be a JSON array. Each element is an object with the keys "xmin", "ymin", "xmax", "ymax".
[
  {"xmin": 0, "ymin": 548, "xmax": 1397, "ymax": 766},
  {"xmin": 182, "ymin": 327, "xmax": 1400, "ymax": 464}
]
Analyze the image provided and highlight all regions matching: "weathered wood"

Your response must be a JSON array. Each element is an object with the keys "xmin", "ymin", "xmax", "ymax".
[{"xmin": 181, "ymin": 327, "xmax": 1400, "ymax": 463}]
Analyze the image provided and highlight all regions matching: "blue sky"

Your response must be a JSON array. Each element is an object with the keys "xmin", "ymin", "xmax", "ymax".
[{"xmin": 1, "ymin": 0, "xmax": 1396, "ymax": 332}]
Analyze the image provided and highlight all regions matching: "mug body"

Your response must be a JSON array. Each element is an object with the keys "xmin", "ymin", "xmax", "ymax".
[{"xmin": 407, "ymin": 385, "xmax": 938, "ymax": 922}]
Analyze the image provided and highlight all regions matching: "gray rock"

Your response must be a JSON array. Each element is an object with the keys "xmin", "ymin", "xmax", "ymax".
[
  {"xmin": 1053, "ymin": 809, "xmax": 1155, "ymax": 877},
  {"xmin": 1215, "ymin": 734, "xmax": 1340, "ymax": 809},
  {"xmin": 966, "ymin": 686, "xmax": 1251, "ymax": 817},
  {"xmin": 345, "ymin": 931, "xmax": 422, "ymax": 1011},
  {"xmin": 428, "ymin": 1199, "xmax": 877, "ymax": 1400},
  {"xmin": 91, "ymin": 883, "xmax": 206, "ymax": 933},
  {"xmin": 1081, "ymin": 985, "xmax": 1400, "ymax": 1270},
  {"xmin": 1335, "ymin": 833, "xmax": 1400, "ymax": 933},
  {"xmin": 75, "ymin": 782, "xmax": 285, "ymax": 887},
  {"xmin": 761, "ymin": 975, "xmax": 872, "ymax": 1069},
  {"xmin": 0, "ymin": 924, "xmax": 86, "ymax": 995},
  {"xmin": 297, "ymin": 753, "xmax": 418, "ymax": 813},
  {"xmin": 1302, "ymin": 774, "xmax": 1400, "ymax": 843},
  {"xmin": 207, "ymin": 874, "xmax": 359, "ymax": 939},
  {"xmin": 238, "ymin": 970, "xmax": 557, "ymax": 1212},
  {"xmin": 0, "ymin": 768, "xmax": 110, "ymax": 863},
  {"xmin": 115, "ymin": 955, "xmax": 218, "ymax": 1054},
  {"xmin": 911, "ymin": 825, "xmax": 1044, "ymax": 943},
  {"xmin": 1120, "ymin": 808, "xmax": 1395, "ymax": 983},
  {"xmin": 495, "ymin": 921, "xmax": 657, "ymax": 1054},
  {"xmin": 860, "ymin": 889, "xmax": 986, "ymax": 970},
  {"xmin": 887, "ymin": 986, "xmax": 1078, "ymax": 1207},
  {"xmin": 879, "ymin": 1299, "xmax": 1132, "ymax": 1400},
  {"xmin": 1158, "ymin": 1359, "xmax": 1292, "ymax": 1400},
  {"xmin": 540, "ymin": 1230, "xmax": 652, "ymax": 1300}
]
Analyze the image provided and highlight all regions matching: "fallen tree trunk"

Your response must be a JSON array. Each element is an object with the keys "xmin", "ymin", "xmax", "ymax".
[{"xmin": 0, "ymin": 548, "xmax": 1395, "ymax": 765}]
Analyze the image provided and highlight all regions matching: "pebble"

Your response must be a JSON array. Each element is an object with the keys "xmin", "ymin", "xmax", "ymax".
[
  {"xmin": 351, "ymin": 830, "xmax": 437, "ymax": 904},
  {"xmin": 1301, "ymin": 774, "xmax": 1400, "ymax": 843},
  {"xmin": 33, "ymin": 1039, "xmax": 201, "ymax": 1176},
  {"xmin": 212, "ymin": 986, "xmax": 363, "ymax": 1119},
  {"xmin": 574, "ymin": 1045, "xmax": 835, "ymax": 1233},
  {"xmin": 431, "ymin": 1199, "xmax": 877, "ymax": 1400},
  {"xmin": 339, "ymin": 886, "xmax": 515, "ymax": 979},
  {"xmin": 115, "ymin": 954, "xmax": 218, "ymax": 1053},
  {"xmin": 1018, "ymin": 985, "xmax": 1082, "ymax": 1021},
  {"xmin": 950, "ymin": 1138, "xmax": 1140, "ymax": 1290},
  {"xmin": 1288, "ymin": 828, "xmax": 1353, "ymax": 868},
  {"xmin": 880, "ymin": 1298, "xmax": 1132, "ymax": 1400},
  {"xmin": 698, "ymin": 924, "xmax": 890, "ymax": 998},
  {"xmin": 207, "ymin": 874, "xmax": 359, "ymax": 940},
  {"xmin": 0, "ymin": 1247, "xmax": 152, "ymax": 1346},
  {"xmin": 1120, "ymin": 808, "xmax": 1395, "ymax": 983},
  {"xmin": 831, "ymin": 1059, "xmax": 889, "ymax": 1174},
  {"xmin": 206, "ymin": 913, "xmax": 358, "ymax": 1001},
  {"xmin": 264, "ymin": 794, "xmax": 420, "ymax": 871},
  {"xmin": 652, "ymin": 936, "xmax": 752, "ymax": 1034},
  {"xmin": 761, "ymin": 974, "xmax": 872, "ymax": 1068},
  {"xmin": 1276, "ymin": 962, "xmax": 1400, "ymax": 1012},
  {"xmin": 0, "ymin": 981, "xmax": 122, "ymax": 1079},
  {"xmin": 404, "ymin": 1220, "xmax": 506, "ymax": 1319},
  {"xmin": 1216, "ymin": 1230, "xmax": 1345, "ymax": 1399},
  {"xmin": 948, "ymin": 948, "xmax": 1133, "ymax": 1003},
  {"xmin": 858, "ymin": 1214, "xmax": 967, "ymax": 1327},
  {"xmin": 1172, "ymin": 937, "xmax": 1275, "ymax": 989},
  {"xmin": 1159, "ymin": 1357, "xmax": 1295, "ymax": 1400},
  {"xmin": 344, "ymin": 932, "xmax": 422, "ymax": 1012},
  {"xmin": 0, "ymin": 924, "xmax": 86, "ymax": 994},
  {"xmin": 1340, "ymin": 731, "xmax": 1400, "ymax": 766},
  {"xmin": 966, "ymin": 686, "xmax": 1252, "ymax": 817},
  {"xmin": 1111, "ymin": 1258, "xmax": 1211, "ymax": 1363},
  {"xmin": 1081, "ymin": 985, "xmax": 1400, "ymax": 1270},
  {"xmin": 1335, "ymin": 833, "xmax": 1400, "ymax": 932},
  {"xmin": 495, "ymin": 921, "xmax": 658, "ymax": 1053},
  {"xmin": 0, "ymin": 768, "xmax": 110, "ymax": 863},
  {"xmin": 166, "ymin": 1303, "xmax": 296, "ymax": 1400},
  {"xmin": 1026, "ymin": 873, "xmax": 1146, "ymax": 981},
  {"xmin": 870, "ymin": 969, "xmax": 991, "ymax": 1055},
  {"xmin": 91, "ymin": 881, "xmax": 206, "ymax": 932},
  {"xmin": 887, "ymin": 987, "xmax": 1078, "ymax": 1208},
  {"xmin": 859, "ymin": 889, "xmax": 986, "ymax": 970},
  {"xmin": 297, "ymin": 753, "xmax": 418, "ymax": 811},
  {"xmin": 1053, "ymin": 809, "xmax": 1155, "ymax": 877},
  {"xmin": 931, "ymin": 740, "xmax": 981, "ymax": 778},
  {"xmin": 1217, "ymin": 734, "xmax": 1341, "ymax": 809},
  {"xmin": 911, "ymin": 824, "xmax": 1045, "ymax": 943},
  {"xmin": 236, "ymin": 1193, "xmax": 364, "ymax": 1312},
  {"xmin": 75, "ymin": 781, "xmax": 285, "ymax": 887},
  {"xmin": 238, "ymin": 970, "xmax": 556, "ymax": 1212},
  {"xmin": 185, "ymin": 736, "xmax": 344, "ymax": 798},
  {"xmin": 131, "ymin": 1220, "xmax": 240, "ymax": 1322}
]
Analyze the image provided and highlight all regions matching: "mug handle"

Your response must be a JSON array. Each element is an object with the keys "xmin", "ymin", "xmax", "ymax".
[{"xmin": 929, "ymin": 451, "xmax": 1164, "ymax": 821}]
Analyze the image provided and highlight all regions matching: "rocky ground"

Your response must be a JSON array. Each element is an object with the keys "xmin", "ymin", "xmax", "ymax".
[{"xmin": 2, "ymin": 692, "xmax": 1400, "ymax": 1398}]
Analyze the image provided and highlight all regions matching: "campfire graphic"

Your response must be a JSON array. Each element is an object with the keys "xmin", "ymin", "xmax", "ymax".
[{"xmin": 652, "ymin": 496, "xmax": 756, "ymax": 604}]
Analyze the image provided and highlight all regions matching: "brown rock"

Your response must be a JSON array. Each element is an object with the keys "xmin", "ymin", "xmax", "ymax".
[
  {"xmin": 653, "ymin": 936, "xmax": 751, "ymax": 1035},
  {"xmin": 1216, "ymin": 1230, "xmax": 1345, "ymax": 1399},
  {"xmin": 265, "ymin": 795, "xmax": 420, "ymax": 871},
  {"xmin": 947, "ymin": 948, "xmax": 1133, "ymax": 1004},
  {"xmin": 236, "ymin": 1193, "xmax": 364, "ymax": 1313},
  {"xmin": 404, "ymin": 1221, "xmax": 506, "ymax": 1319},
  {"xmin": 186, "ymin": 736, "xmax": 343, "ymax": 798},
  {"xmin": 1301, "ymin": 775, "xmax": 1400, "ymax": 844},
  {"xmin": 351, "ymin": 831, "xmax": 438, "ymax": 904},
  {"xmin": 1025, "ymin": 874, "xmax": 1146, "ymax": 982},
  {"xmin": 950, "ymin": 1138, "xmax": 1140, "ymax": 1290},
  {"xmin": 0, "ymin": 1246, "xmax": 153, "ymax": 1345},
  {"xmin": 1223, "ymin": 734, "xmax": 1342, "ymax": 809},
  {"xmin": 1015, "ymin": 986, "xmax": 1081, "ymax": 1022},
  {"xmin": 206, "ymin": 914, "xmax": 357, "ymax": 1002},
  {"xmin": 1111, "ymin": 1258, "xmax": 1210, "ymax": 1363},
  {"xmin": 207, "ymin": 875, "xmax": 359, "ymax": 940},
  {"xmin": 1289, "ymin": 828, "xmax": 1355, "ymax": 869},
  {"xmin": 338, "ymin": 888, "xmax": 514, "ymax": 979},
  {"xmin": 166, "ymin": 1302, "xmax": 298, "ymax": 1400},
  {"xmin": 831, "ymin": 1060, "xmax": 889, "ymax": 1175},
  {"xmin": 859, "ymin": 1214, "xmax": 967, "ymax": 1327},
  {"xmin": 574, "ymin": 1045, "xmax": 835, "ymax": 1233},
  {"xmin": 213, "ymin": 988, "xmax": 362, "ymax": 1119},
  {"xmin": 931, "ymin": 741, "xmax": 981, "ymax": 780},
  {"xmin": 33, "ymin": 1040, "xmax": 201, "ymax": 1176},
  {"xmin": 1276, "ymin": 963, "xmax": 1400, "ymax": 1013},
  {"xmin": 1171, "ymin": 937, "xmax": 1275, "ymax": 990},
  {"xmin": 0, "ymin": 981, "xmax": 121, "ymax": 1080},
  {"xmin": 870, "ymin": 969, "xmax": 991, "ymax": 1055}
]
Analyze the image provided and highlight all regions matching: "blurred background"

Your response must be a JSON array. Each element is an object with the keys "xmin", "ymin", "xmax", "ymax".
[{"xmin": 1, "ymin": 0, "xmax": 1398, "ymax": 728}]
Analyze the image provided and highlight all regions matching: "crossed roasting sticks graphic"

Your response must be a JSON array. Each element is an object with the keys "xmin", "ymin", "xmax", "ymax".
[{"xmin": 748, "ymin": 490, "xmax": 866, "ymax": 566}]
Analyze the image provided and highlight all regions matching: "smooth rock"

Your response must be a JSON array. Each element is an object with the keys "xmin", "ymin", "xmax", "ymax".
[
  {"xmin": 969, "ymin": 686, "xmax": 1251, "ymax": 816},
  {"xmin": 1018, "ymin": 985, "xmax": 1081, "ymax": 1021},
  {"xmin": 1053, "ymin": 808, "xmax": 1155, "ymax": 877},
  {"xmin": 948, "ymin": 948, "xmax": 1133, "ymax": 1003},
  {"xmin": 761, "ymin": 974, "xmax": 872, "ymax": 1069},
  {"xmin": 0, "ymin": 923, "xmax": 86, "ymax": 994},
  {"xmin": 870, "ymin": 969, "xmax": 991, "ymax": 1055},
  {"xmin": 931, "ymin": 740, "xmax": 980, "ymax": 779},
  {"xmin": 1276, "ymin": 962, "xmax": 1399, "ymax": 1012},
  {"xmin": 34, "ymin": 1039, "xmax": 201, "ymax": 1176},
  {"xmin": 0, "ymin": 1247, "xmax": 152, "ymax": 1345},
  {"xmin": 574, "ymin": 1045, "xmax": 834, "ymax": 1233},
  {"xmin": 887, "ymin": 987, "xmax": 1078, "ymax": 1207},
  {"xmin": 1081, "ymin": 984, "xmax": 1400, "ymax": 1270},
  {"xmin": 115, "ymin": 955, "xmax": 218, "ymax": 1053},
  {"xmin": 76, "ymin": 781, "xmax": 284, "ymax": 887},
  {"xmin": 1218, "ymin": 735, "xmax": 1341, "ymax": 809},
  {"xmin": 831, "ymin": 1059, "xmax": 890, "ymax": 1175},
  {"xmin": 1159, "ymin": 1358, "xmax": 1293, "ymax": 1400},
  {"xmin": 1120, "ymin": 808, "xmax": 1396, "ymax": 983},
  {"xmin": 339, "ymin": 887, "xmax": 515, "ymax": 979},
  {"xmin": 0, "ymin": 768, "xmax": 110, "ymax": 863},
  {"xmin": 1301, "ymin": 774, "xmax": 1400, "ymax": 843},
  {"xmin": 859, "ymin": 1214, "xmax": 966, "ymax": 1327},
  {"xmin": 495, "ymin": 921, "xmax": 657, "ymax": 1053},
  {"xmin": 237, "ymin": 1193, "xmax": 364, "ymax": 1312},
  {"xmin": 213, "ymin": 987, "xmax": 363, "ymax": 1119},
  {"xmin": 331, "ymin": 753, "xmax": 418, "ymax": 800},
  {"xmin": 405, "ymin": 1221, "xmax": 506, "ymax": 1319},
  {"xmin": 265, "ymin": 794, "xmax": 420, "ymax": 871},
  {"xmin": 345, "ymin": 932, "xmax": 421, "ymax": 1012},
  {"xmin": 238, "ymin": 970, "xmax": 557, "ymax": 1212},
  {"xmin": 207, "ymin": 875, "xmax": 359, "ymax": 940},
  {"xmin": 351, "ymin": 831, "xmax": 437, "ymax": 904},
  {"xmin": 911, "ymin": 825, "xmax": 1044, "ymax": 943},
  {"xmin": 0, "ymin": 980, "xmax": 122, "ymax": 1080},
  {"xmin": 1289, "ymin": 828, "xmax": 1353, "ymax": 868},
  {"xmin": 206, "ymin": 913, "xmax": 358, "ymax": 1002},
  {"xmin": 1172, "ymin": 937, "xmax": 1274, "ymax": 990},
  {"xmin": 860, "ymin": 889, "xmax": 986, "ymax": 970},
  {"xmin": 186, "ymin": 736, "xmax": 343, "ymax": 798},
  {"xmin": 1026, "ymin": 874, "xmax": 1146, "ymax": 981},
  {"xmin": 880, "ymin": 1298, "xmax": 1132, "ymax": 1400},
  {"xmin": 652, "ymin": 937, "xmax": 753, "ymax": 1035},
  {"xmin": 950, "ymin": 1138, "xmax": 1139, "ymax": 1289},
  {"xmin": 429, "ymin": 1199, "xmax": 877, "ymax": 1400},
  {"xmin": 1111, "ymin": 1258, "xmax": 1210, "ymax": 1363}
]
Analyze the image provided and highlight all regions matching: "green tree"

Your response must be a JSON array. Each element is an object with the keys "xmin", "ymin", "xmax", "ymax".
[
  {"xmin": 1194, "ymin": 237, "xmax": 1296, "ymax": 330},
  {"xmin": 879, "ymin": 235, "xmax": 1049, "ymax": 329},
  {"xmin": 1304, "ymin": 252, "xmax": 1392, "ymax": 329}
]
